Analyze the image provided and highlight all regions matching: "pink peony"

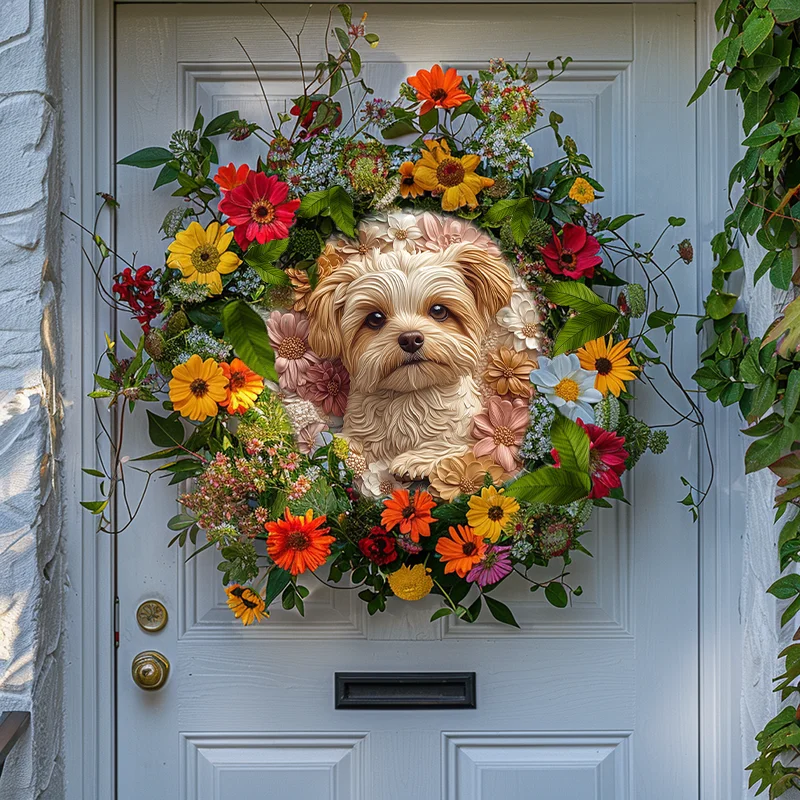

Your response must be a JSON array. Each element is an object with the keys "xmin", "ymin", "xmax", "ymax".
[
  {"xmin": 266, "ymin": 310, "xmax": 318, "ymax": 393},
  {"xmin": 298, "ymin": 360, "xmax": 350, "ymax": 417},
  {"xmin": 218, "ymin": 171, "xmax": 300, "ymax": 250},
  {"xmin": 419, "ymin": 212, "xmax": 501, "ymax": 256},
  {"xmin": 472, "ymin": 396, "xmax": 529, "ymax": 472}
]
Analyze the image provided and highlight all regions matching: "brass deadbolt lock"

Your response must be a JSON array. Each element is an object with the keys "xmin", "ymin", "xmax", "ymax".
[{"xmin": 131, "ymin": 650, "xmax": 170, "ymax": 691}]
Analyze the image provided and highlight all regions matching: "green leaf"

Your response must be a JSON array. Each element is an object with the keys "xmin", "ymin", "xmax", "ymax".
[
  {"xmin": 364, "ymin": 32, "xmax": 379, "ymax": 48},
  {"xmin": 146, "ymin": 410, "xmax": 185, "ymax": 448},
  {"xmin": 349, "ymin": 48, "xmax": 362, "ymax": 78},
  {"xmin": 544, "ymin": 583, "xmax": 569, "ymax": 608},
  {"xmin": 506, "ymin": 465, "xmax": 591, "ymax": 505},
  {"xmin": 706, "ymin": 290, "xmax": 738, "ymax": 320},
  {"xmin": 381, "ymin": 119, "xmax": 418, "ymax": 139},
  {"xmin": 719, "ymin": 248, "xmax": 744, "ymax": 273},
  {"xmin": 771, "ymin": 248, "xmax": 794, "ymax": 290},
  {"xmin": 553, "ymin": 306, "xmax": 620, "ymax": 355},
  {"xmin": 153, "ymin": 163, "xmax": 179, "ymax": 190},
  {"xmin": 770, "ymin": 0, "xmax": 800, "ymax": 22},
  {"xmin": 742, "ymin": 120, "xmax": 783, "ymax": 147},
  {"xmin": 82, "ymin": 468, "xmax": 106, "ymax": 478},
  {"xmin": 334, "ymin": 26, "xmax": 350, "ymax": 51},
  {"xmin": 484, "ymin": 199, "xmax": 520, "ymax": 225},
  {"xmin": 541, "ymin": 281, "xmax": 605, "ymax": 312},
  {"xmin": 769, "ymin": 573, "xmax": 800, "ymax": 599},
  {"xmin": 245, "ymin": 238, "xmax": 289, "ymax": 268},
  {"xmin": 337, "ymin": 3, "xmax": 352, "ymax": 25},
  {"xmin": 251, "ymin": 264, "xmax": 290, "ymax": 286},
  {"xmin": 763, "ymin": 296, "xmax": 800, "ymax": 357},
  {"xmin": 510, "ymin": 198, "xmax": 535, "ymax": 246},
  {"xmin": 742, "ymin": 9, "xmax": 775, "ymax": 56},
  {"xmin": 785, "ymin": 371, "xmax": 800, "ymax": 417},
  {"xmin": 605, "ymin": 214, "xmax": 638, "ymax": 231},
  {"xmin": 327, "ymin": 185, "xmax": 356, "ymax": 237},
  {"xmin": 221, "ymin": 299, "xmax": 278, "ymax": 381},
  {"xmin": 264, "ymin": 568, "xmax": 292, "ymax": 607},
  {"xmin": 80, "ymin": 499, "xmax": 109, "ymax": 515},
  {"xmin": 118, "ymin": 146, "xmax": 174, "ymax": 169},
  {"xmin": 549, "ymin": 415, "xmax": 590, "ymax": 473},
  {"xmin": 297, "ymin": 189, "xmax": 330, "ymax": 218},
  {"xmin": 688, "ymin": 67, "xmax": 717, "ymax": 105},
  {"xmin": 419, "ymin": 107, "xmax": 438, "ymax": 133},
  {"xmin": 203, "ymin": 110, "xmax": 240, "ymax": 137},
  {"xmin": 430, "ymin": 607, "xmax": 454, "ymax": 622},
  {"xmin": 483, "ymin": 595, "xmax": 520, "ymax": 627}
]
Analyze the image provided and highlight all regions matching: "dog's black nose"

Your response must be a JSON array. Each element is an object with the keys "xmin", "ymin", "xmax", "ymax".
[{"xmin": 398, "ymin": 331, "xmax": 424, "ymax": 353}]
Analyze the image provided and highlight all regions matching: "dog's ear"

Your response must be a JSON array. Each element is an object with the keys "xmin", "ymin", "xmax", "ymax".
[
  {"xmin": 305, "ymin": 267, "xmax": 351, "ymax": 359},
  {"xmin": 449, "ymin": 243, "xmax": 513, "ymax": 318}
]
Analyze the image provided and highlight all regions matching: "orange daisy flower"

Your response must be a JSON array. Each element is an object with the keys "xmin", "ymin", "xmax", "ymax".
[
  {"xmin": 219, "ymin": 358, "xmax": 264, "ymax": 414},
  {"xmin": 213, "ymin": 162, "xmax": 250, "ymax": 193},
  {"xmin": 265, "ymin": 508, "xmax": 334, "ymax": 576},
  {"xmin": 381, "ymin": 489, "xmax": 436, "ymax": 542},
  {"xmin": 398, "ymin": 161, "xmax": 425, "ymax": 199},
  {"xmin": 435, "ymin": 525, "xmax": 487, "ymax": 578},
  {"xmin": 407, "ymin": 65, "xmax": 471, "ymax": 116}
]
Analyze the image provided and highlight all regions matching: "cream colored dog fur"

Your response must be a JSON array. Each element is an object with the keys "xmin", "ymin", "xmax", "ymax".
[{"xmin": 306, "ymin": 239, "xmax": 513, "ymax": 479}]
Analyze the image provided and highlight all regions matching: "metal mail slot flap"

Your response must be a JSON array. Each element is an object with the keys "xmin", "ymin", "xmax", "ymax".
[{"xmin": 334, "ymin": 672, "xmax": 476, "ymax": 709}]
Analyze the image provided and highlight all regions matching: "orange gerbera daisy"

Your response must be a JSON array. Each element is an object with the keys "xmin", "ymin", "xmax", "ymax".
[
  {"xmin": 576, "ymin": 336, "xmax": 639, "ymax": 397},
  {"xmin": 220, "ymin": 358, "xmax": 264, "ymax": 414},
  {"xmin": 381, "ymin": 489, "xmax": 436, "ymax": 542},
  {"xmin": 213, "ymin": 162, "xmax": 250, "ymax": 193},
  {"xmin": 265, "ymin": 508, "xmax": 334, "ymax": 576},
  {"xmin": 408, "ymin": 65, "xmax": 471, "ymax": 115},
  {"xmin": 435, "ymin": 525, "xmax": 487, "ymax": 578},
  {"xmin": 398, "ymin": 161, "xmax": 425, "ymax": 199}
]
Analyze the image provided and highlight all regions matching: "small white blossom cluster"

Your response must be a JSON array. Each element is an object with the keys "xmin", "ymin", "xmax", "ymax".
[
  {"xmin": 301, "ymin": 136, "xmax": 349, "ymax": 193},
  {"xmin": 226, "ymin": 266, "xmax": 261, "ymax": 297},
  {"xmin": 167, "ymin": 279, "xmax": 211, "ymax": 305},
  {"xmin": 177, "ymin": 326, "xmax": 232, "ymax": 363},
  {"xmin": 520, "ymin": 397, "xmax": 556, "ymax": 462}
]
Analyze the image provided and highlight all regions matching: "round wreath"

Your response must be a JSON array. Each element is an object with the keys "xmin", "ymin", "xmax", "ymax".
[{"xmin": 83, "ymin": 6, "xmax": 702, "ymax": 628}]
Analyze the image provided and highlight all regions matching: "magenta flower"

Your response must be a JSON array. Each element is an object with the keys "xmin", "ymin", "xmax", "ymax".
[
  {"xmin": 298, "ymin": 359, "xmax": 350, "ymax": 417},
  {"xmin": 267, "ymin": 310, "xmax": 318, "ymax": 392},
  {"xmin": 466, "ymin": 545, "xmax": 513, "ymax": 587},
  {"xmin": 472, "ymin": 396, "xmax": 529, "ymax": 472}
]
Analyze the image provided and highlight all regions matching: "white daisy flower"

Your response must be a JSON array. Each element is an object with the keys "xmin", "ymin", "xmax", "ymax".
[
  {"xmin": 383, "ymin": 211, "xmax": 424, "ymax": 253},
  {"xmin": 530, "ymin": 353, "xmax": 602, "ymax": 423},
  {"xmin": 357, "ymin": 460, "xmax": 410, "ymax": 498},
  {"xmin": 496, "ymin": 290, "xmax": 543, "ymax": 352}
]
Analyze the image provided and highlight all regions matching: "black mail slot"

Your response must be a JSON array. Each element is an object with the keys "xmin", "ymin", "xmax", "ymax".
[{"xmin": 334, "ymin": 672, "xmax": 476, "ymax": 709}]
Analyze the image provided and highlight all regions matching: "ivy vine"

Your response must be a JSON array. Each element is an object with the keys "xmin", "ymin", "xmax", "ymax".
[{"xmin": 692, "ymin": 0, "xmax": 800, "ymax": 794}]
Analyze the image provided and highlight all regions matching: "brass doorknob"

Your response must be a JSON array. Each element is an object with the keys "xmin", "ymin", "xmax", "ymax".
[{"xmin": 131, "ymin": 650, "xmax": 170, "ymax": 690}]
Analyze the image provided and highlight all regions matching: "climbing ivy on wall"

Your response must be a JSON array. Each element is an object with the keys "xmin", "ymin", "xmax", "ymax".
[{"xmin": 692, "ymin": 0, "xmax": 800, "ymax": 794}]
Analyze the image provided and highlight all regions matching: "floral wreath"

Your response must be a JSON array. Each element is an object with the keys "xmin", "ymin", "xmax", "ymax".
[{"xmin": 81, "ymin": 5, "xmax": 703, "ymax": 628}]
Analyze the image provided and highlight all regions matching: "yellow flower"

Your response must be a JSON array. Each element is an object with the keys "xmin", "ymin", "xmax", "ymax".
[
  {"xmin": 167, "ymin": 221, "xmax": 241, "ymax": 295},
  {"xmin": 398, "ymin": 160, "xmax": 426, "ymax": 199},
  {"xmin": 387, "ymin": 564, "xmax": 433, "ymax": 601},
  {"xmin": 226, "ymin": 584, "xmax": 267, "ymax": 625},
  {"xmin": 576, "ymin": 336, "xmax": 639, "ymax": 397},
  {"xmin": 412, "ymin": 139, "xmax": 494, "ymax": 211},
  {"xmin": 568, "ymin": 177, "xmax": 595, "ymax": 205},
  {"xmin": 466, "ymin": 486, "xmax": 520, "ymax": 542},
  {"xmin": 169, "ymin": 354, "xmax": 228, "ymax": 421}
]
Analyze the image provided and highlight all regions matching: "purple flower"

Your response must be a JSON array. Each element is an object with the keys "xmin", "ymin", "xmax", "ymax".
[{"xmin": 466, "ymin": 545, "xmax": 513, "ymax": 587}]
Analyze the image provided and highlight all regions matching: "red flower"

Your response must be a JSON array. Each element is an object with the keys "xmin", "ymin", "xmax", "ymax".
[
  {"xmin": 290, "ymin": 98, "xmax": 343, "ymax": 140},
  {"xmin": 213, "ymin": 163, "xmax": 250, "ymax": 194},
  {"xmin": 112, "ymin": 265, "xmax": 163, "ymax": 333},
  {"xmin": 539, "ymin": 223, "xmax": 602, "ymax": 280},
  {"xmin": 218, "ymin": 172, "xmax": 300, "ymax": 250},
  {"xmin": 358, "ymin": 526, "xmax": 398, "ymax": 566},
  {"xmin": 577, "ymin": 420, "xmax": 629, "ymax": 499}
]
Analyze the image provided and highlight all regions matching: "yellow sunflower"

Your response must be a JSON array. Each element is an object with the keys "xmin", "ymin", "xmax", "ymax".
[
  {"xmin": 169, "ymin": 354, "xmax": 228, "ymax": 421},
  {"xmin": 166, "ymin": 221, "xmax": 241, "ymax": 295},
  {"xmin": 387, "ymin": 564, "xmax": 433, "ymax": 601},
  {"xmin": 466, "ymin": 486, "xmax": 520, "ymax": 543},
  {"xmin": 568, "ymin": 177, "xmax": 595, "ymax": 205},
  {"xmin": 576, "ymin": 336, "xmax": 639, "ymax": 397},
  {"xmin": 413, "ymin": 139, "xmax": 494, "ymax": 211},
  {"xmin": 225, "ymin": 584, "xmax": 267, "ymax": 625}
]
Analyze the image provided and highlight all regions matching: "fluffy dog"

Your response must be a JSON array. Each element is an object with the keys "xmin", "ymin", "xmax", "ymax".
[{"xmin": 306, "ymin": 238, "xmax": 513, "ymax": 479}]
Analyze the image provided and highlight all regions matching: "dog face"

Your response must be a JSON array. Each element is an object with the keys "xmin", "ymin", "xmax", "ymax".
[{"xmin": 306, "ymin": 241, "xmax": 513, "ymax": 394}]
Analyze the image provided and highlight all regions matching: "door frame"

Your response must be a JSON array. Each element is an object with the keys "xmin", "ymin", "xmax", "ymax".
[{"xmin": 60, "ymin": 2, "xmax": 744, "ymax": 798}]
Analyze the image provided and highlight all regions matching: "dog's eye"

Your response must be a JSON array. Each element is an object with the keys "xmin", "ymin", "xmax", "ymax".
[
  {"xmin": 365, "ymin": 311, "xmax": 386, "ymax": 330},
  {"xmin": 429, "ymin": 304, "xmax": 449, "ymax": 321}
]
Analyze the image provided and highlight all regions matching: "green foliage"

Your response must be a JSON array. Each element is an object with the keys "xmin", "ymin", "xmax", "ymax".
[
  {"xmin": 692, "ymin": 1, "xmax": 800, "ymax": 791},
  {"xmin": 220, "ymin": 299, "xmax": 278, "ymax": 382}
]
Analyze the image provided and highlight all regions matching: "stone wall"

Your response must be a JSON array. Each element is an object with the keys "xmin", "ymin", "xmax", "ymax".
[{"xmin": 0, "ymin": 0, "xmax": 64, "ymax": 797}]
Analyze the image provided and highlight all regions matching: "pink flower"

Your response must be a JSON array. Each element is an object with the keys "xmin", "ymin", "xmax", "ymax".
[
  {"xmin": 418, "ymin": 212, "xmax": 501, "ymax": 256},
  {"xmin": 466, "ymin": 545, "xmax": 513, "ymax": 587},
  {"xmin": 472, "ymin": 396, "xmax": 529, "ymax": 472},
  {"xmin": 218, "ymin": 171, "xmax": 300, "ymax": 250},
  {"xmin": 539, "ymin": 223, "xmax": 602, "ymax": 280},
  {"xmin": 295, "ymin": 422, "xmax": 329, "ymax": 455},
  {"xmin": 298, "ymin": 360, "xmax": 350, "ymax": 417},
  {"xmin": 576, "ymin": 420, "xmax": 629, "ymax": 499},
  {"xmin": 267, "ymin": 310, "xmax": 318, "ymax": 392}
]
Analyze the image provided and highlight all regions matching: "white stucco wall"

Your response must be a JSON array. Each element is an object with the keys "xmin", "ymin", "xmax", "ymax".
[{"xmin": 0, "ymin": 0, "xmax": 64, "ymax": 797}]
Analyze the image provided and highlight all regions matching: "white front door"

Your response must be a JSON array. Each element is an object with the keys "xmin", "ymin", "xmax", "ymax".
[{"xmin": 114, "ymin": 4, "xmax": 699, "ymax": 798}]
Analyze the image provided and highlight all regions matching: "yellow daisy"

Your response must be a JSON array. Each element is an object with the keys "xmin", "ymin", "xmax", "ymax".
[
  {"xmin": 387, "ymin": 564, "xmax": 433, "ymax": 601},
  {"xmin": 412, "ymin": 139, "xmax": 494, "ymax": 211},
  {"xmin": 568, "ymin": 177, "xmax": 595, "ymax": 204},
  {"xmin": 166, "ymin": 221, "xmax": 241, "ymax": 295},
  {"xmin": 225, "ymin": 584, "xmax": 267, "ymax": 625},
  {"xmin": 576, "ymin": 336, "xmax": 639, "ymax": 397},
  {"xmin": 466, "ymin": 486, "xmax": 520, "ymax": 543},
  {"xmin": 169, "ymin": 354, "xmax": 228, "ymax": 421}
]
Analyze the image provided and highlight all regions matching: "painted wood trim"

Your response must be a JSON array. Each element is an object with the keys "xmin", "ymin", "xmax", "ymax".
[{"xmin": 63, "ymin": 2, "xmax": 743, "ymax": 798}]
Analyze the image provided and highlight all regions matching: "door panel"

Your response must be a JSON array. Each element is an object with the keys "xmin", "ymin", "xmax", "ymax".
[{"xmin": 115, "ymin": 5, "xmax": 697, "ymax": 798}]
